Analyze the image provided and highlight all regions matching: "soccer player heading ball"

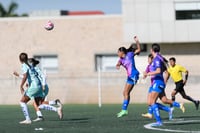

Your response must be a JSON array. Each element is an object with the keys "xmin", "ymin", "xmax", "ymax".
[{"xmin": 116, "ymin": 36, "xmax": 141, "ymax": 118}]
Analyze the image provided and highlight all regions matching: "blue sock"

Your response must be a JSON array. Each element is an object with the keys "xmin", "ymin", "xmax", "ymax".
[
  {"xmin": 148, "ymin": 106, "xmax": 153, "ymax": 114},
  {"xmin": 157, "ymin": 103, "xmax": 170, "ymax": 112},
  {"xmin": 122, "ymin": 99, "xmax": 129, "ymax": 110},
  {"xmin": 172, "ymin": 101, "xmax": 180, "ymax": 108},
  {"xmin": 152, "ymin": 103, "xmax": 162, "ymax": 123}
]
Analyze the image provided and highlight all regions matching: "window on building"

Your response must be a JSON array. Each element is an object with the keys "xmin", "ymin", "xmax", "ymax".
[
  {"xmin": 95, "ymin": 54, "xmax": 118, "ymax": 72},
  {"xmin": 128, "ymin": 43, "xmax": 147, "ymax": 52},
  {"xmin": 94, "ymin": 43, "xmax": 147, "ymax": 72},
  {"xmin": 34, "ymin": 55, "xmax": 58, "ymax": 73},
  {"xmin": 175, "ymin": 2, "xmax": 200, "ymax": 20},
  {"xmin": 140, "ymin": 44, "xmax": 147, "ymax": 52}
]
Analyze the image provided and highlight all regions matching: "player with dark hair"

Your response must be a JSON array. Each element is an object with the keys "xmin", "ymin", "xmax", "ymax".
[
  {"xmin": 14, "ymin": 58, "xmax": 63, "ymax": 122},
  {"xmin": 142, "ymin": 53, "xmax": 184, "ymax": 120},
  {"xmin": 17, "ymin": 53, "xmax": 43, "ymax": 124},
  {"xmin": 116, "ymin": 36, "xmax": 141, "ymax": 118},
  {"xmin": 28, "ymin": 58, "xmax": 63, "ymax": 121},
  {"xmin": 166, "ymin": 57, "xmax": 199, "ymax": 110},
  {"xmin": 144, "ymin": 44, "xmax": 185, "ymax": 126},
  {"xmin": 142, "ymin": 54, "xmax": 172, "ymax": 119}
]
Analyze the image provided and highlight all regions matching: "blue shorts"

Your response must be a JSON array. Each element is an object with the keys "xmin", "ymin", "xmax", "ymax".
[
  {"xmin": 151, "ymin": 80, "xmax": 165, "ymax": 93},
  {"xmin": 126, "ymin": 74, "xmax": 139, "ymax": 85},
  {"xmin": 148, "ymin": 86, "xmax": 153, "ymax": 93}
]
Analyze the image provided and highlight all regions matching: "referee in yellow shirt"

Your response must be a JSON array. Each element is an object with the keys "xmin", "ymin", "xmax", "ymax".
[{"xmin": 166, "ymin": 57, "xmax": 199, "ymax": 110}]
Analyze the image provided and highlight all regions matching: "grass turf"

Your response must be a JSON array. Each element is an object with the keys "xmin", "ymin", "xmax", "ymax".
[{"xmin": 0, "ymin": 104, "xmax": 200, "ymax": 133}]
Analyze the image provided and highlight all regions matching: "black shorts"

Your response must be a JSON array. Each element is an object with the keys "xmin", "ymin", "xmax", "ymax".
[{"xmin": 174, "ymin": 80, "xmax": 184, "ymax": 92}]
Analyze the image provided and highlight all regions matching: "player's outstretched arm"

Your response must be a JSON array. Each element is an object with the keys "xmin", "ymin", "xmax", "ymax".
[
  {"xmin": 13, "ymin": 71, "xmax": 19, "ymax": 77},
  {"xmin": 133, "ymin": 36, "xmax": 141, "ymax": 55},
  {"xmin": 164, "ymin": 71, "xmax": 170, "ymax": 84},
  {"xmin": 147, "ymin": 68, "xmax": 161, "ymax": 76},
  {"xmin": 143, "ymin": 71, "xmax": 148, "ymax": 79},
  {"xmin": 116, "ymin": 61, "xmax": 121, "ymax": 70},
  {"xmin": 13, "ymin": 71, "xmax": 24, "ymax": 78}
]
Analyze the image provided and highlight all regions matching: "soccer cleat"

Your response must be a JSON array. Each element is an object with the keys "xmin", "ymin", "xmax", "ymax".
[
  {"xmin": 180, "ymin": 103, "xmax": 185, "ymax": 113},
  {"xmin": 168, "ymin": 108, "xmax": 174, "ymax": 120},
  {"xmin": 117, "ymin": 110, "xmax": 128, "ymax": 118},
  {"xmin": 150, "ymin": 122, "xmax": 163, "ymax": 127},
  {"xmin": 19, "ymin": 119, "xmax": 32, "ymax": 124},
  {"xmin": 33, "ymin": 117, "xmax": 44, "ymax": 122},
  {"xmin": 195, "ymin": 100, "xmax": 199, "ymax": 110},
  {"xmin": 142, "ymin": 113, "xmax": 153, "ymax": 119},
  {"xmin": 57, "ymin": 107, "xmax": 63, "ymax": 120}
]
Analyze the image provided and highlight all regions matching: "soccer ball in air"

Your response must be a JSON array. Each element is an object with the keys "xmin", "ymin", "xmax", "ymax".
[{"xmin": 44, "ymin": 21, "xmax": 54, "ymax": 31}]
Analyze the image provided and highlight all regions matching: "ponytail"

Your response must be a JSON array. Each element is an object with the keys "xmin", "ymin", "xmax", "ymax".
[
  {"xmin": 127, "ymin": 43, "xmax": 136, "ymax": 53},
  {"xmin": 157, "ymin": 54, "xmax": 169, "ymax": 71},
  {"xmin": 118, "ymin": 43, "xmax": 137, "ymax": 55},
  {"xmin": 28, "ymin": 58, "xmax": 40, "ymax": 67}
]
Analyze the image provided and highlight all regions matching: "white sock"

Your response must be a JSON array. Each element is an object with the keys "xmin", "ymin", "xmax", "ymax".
[
  {"xmin": 39, "ymin": 104, "xmax": 57, "ymax": 112},
  {"xmin": 20, "ymin": 102, "xmax": 30, "ymax": 120},
  {"xmin": 49, "ymin": 100, "xmax": 56, "ymax": 105},
  {"xmin": 36, "ymin": 111, "xmax": 43, "ymax": 118}
]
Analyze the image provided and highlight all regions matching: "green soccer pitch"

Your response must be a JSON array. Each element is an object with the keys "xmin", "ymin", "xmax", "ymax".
[{"xmin": 0, "ymin": 104, "xmax": 200, "ymax": 133}]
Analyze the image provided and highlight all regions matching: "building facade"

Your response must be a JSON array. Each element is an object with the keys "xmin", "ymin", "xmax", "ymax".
[
  {"xmin": 0, "ymin": 15, "xmax": 125, "ymax": 104},
  {"xmin": 0, "ymin": 0, "xmax": 200, "ymax": 104},
  {"xmin": 122, "ymin": 0, "xmax": 200, "ymax": 103}
]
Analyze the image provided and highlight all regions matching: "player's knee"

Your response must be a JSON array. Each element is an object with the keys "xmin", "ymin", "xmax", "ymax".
[{"xmin": 123, "ymin": 91, "xmax": 129, "ymax": 97}]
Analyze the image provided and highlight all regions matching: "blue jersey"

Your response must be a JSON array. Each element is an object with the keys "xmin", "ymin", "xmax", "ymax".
[
  {"xmin": 149, "ymin": 54, "xmax": 165, "ymax": 83},
  {"xmin": 149, "ymin": 54, "xmax": 166, "ymax": 93},
  {"xmin": 118, "ymin": 52, "xmax": 139, "ymax": 77}
]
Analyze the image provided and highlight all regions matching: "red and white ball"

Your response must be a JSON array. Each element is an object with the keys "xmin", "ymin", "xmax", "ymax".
[{"xmin": 44, "ymin": 21, "xmax": 54, "ymax": 31}]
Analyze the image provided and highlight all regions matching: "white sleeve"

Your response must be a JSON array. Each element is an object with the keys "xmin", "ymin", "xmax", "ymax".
[{"xmin": 21, "ymin": 63, "xmax": 29, "ymax": 74}]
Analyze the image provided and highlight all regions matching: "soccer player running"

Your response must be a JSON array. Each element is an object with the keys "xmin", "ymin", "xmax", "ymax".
[
  {"xmin": 142, "ymin": 54, "xmax": 173, "ymax": 119},
  {"xmin": 116, "ymin": 36, "xmax": 141, "ymax": 118},
  {"xmin": 17, "ymin": 53, "xmax": 44, "ymax": 124},
  {"xmin": 166, "ymin": 57, "xmax": 199, "ymax": 110},
  {"xmin": 28, "ymin": 58, "xmax": 63, "ymax": 121},
  {"xmin": 14, "ymin": 58, "xmax": 63, "ymax": 122},
  {"xmin": 144, "ymin": 44, "xmax": 185, "ymax": 127},
  {"xmin": 142, "ymin": 54, "xmax": 183, "ymax": 120}
]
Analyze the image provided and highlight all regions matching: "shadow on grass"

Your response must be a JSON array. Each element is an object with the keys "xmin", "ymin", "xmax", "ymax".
[{"xmin": 49, "ymin": 117, "xmax": 91, "ymax": 123}]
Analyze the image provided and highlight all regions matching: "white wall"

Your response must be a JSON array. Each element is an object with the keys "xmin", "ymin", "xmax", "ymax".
[{"xmin": 122, "ymin": 0, "xmax": 200, "ymax": 43}]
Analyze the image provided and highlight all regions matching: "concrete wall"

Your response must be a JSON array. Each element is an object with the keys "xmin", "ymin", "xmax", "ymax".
[
  {"xmin": 121, "ymin": 0, "xmax": 200, "ymax": 105},
  {"xmin": 0, "ymin": 15, "xmax": 125, "ymax": 104},
  {"xmin": 0, "ymin": 14, "xmax": 199, "ymax": 105},
  {"xmin": 122, "ymin": 0, "xmax": 200, "ymax": 43}
]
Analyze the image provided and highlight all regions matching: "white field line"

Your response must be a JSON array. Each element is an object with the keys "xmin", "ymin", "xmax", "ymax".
[{"xmin": 144, "ymin": 120, "xmax": 200, "ymax": 133}]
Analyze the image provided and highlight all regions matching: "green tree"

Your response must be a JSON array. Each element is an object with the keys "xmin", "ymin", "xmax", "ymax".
[{"xmin": 0, "ymin": 2, "xmax": 27, "ymax": 17}]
